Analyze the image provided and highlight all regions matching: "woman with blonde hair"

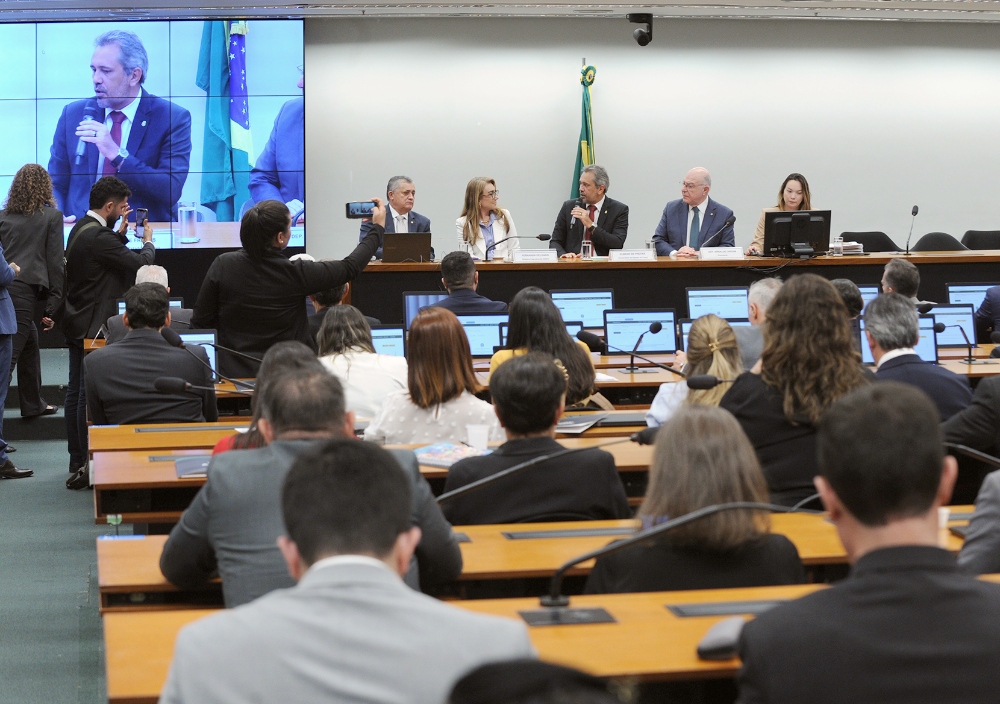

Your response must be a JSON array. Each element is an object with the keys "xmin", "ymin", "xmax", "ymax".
[
  {"xmin": 456, "ymin": 177, "xmax": 519, "ymax": 261},
  {"xmin": 645, "ymin": 314, "xmax": 743, "ymax": 426},
  {"xmin": 747, "ymin": 173, "xmax": 812, "ymax": 255},
  {"xmin": 585, "ymin": 405, "xmax": 805, "ymax": 593}
]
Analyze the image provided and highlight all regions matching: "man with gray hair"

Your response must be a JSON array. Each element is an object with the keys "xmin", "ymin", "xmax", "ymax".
[
  {"xmin": 881, "ymin": 258, "xmax": 927, "ymax": 303},
  {"xmin": 733, "ymin": 277, "xmax": 782, "ymax": 370},
  {"xmin": 359, "ymin": 175, "xmax": 432, "ymax": 259},
  {"xmin": 550, "ymin": 164, "xmax": 629, "ymax": 258},
  {"xmin": 866, "ymin": 292, "xmax": 970, "ymax": 420},
  {"xmin": 48, "ymin": 28, "xmax": 192, "ymax": 222},
  {"xmin": 652, "ymin": 167, "xmax": 735, "ymax": 258},
  {"xmin": 105, "ymin": 265, "xmax": 193, "ymax": 344}
]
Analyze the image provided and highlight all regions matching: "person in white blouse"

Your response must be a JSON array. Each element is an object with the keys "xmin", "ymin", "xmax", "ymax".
[
  {"xmin": 456, "ymin": 177, "xmax": 520, "ymax": 261},
  {"xmin": 317, "ymin": 305, "xmax": 408, "ymax": 419},
  {"xmin": 365, "ymin": 307, "xmax": 503, "ymax": 445}
]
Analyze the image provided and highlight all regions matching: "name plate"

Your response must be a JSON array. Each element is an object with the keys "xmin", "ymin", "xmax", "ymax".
[
  {"xmin": 609, "ymin": 249, "xmax": 657, "ymax": 262},
  {"xmin": 513, "ymin": 249, "xmax": 558, "ymax": 263},
  {"xmin": 699, "ymin": 247, "xmax": 745, "ymax": 261}
]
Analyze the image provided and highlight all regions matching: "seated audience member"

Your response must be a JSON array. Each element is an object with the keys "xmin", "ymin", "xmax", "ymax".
[
  {"xmin": 456, "ymin": 177, "xmax": 520, "ymax": 261},
  {"xmin": 943, "ymin": 376, "xmax": 1000, "ymax": 458},
  {"xmin": 585, "ymin": 405, "xmax": 804, "ymax": 594},
  {"xmin": 365, "ymin": 307, "xmax": 503, "ymax": 445},
  {"xmin": 159, "ymin": 439, "xmax": 532, "ymax": 704},
  {"xmin": 881, "ymin": 258, "xmax": 928, "ymax": 303},
  {"xmin": 84, "ymin": 283, "xmax": 216, "ymax": 425},
  {"xmin": 450, "ymin": 660, "xmax": 619, "ymax": 704},
  {"xmin": 866, "ymin": 292, "xmax": 971, "ymax": 420},
  {"xmin": 736, "ymin": 382, "xmax": 1000, "ymax": 703},
  {"xmin": 974, "ymin": 284, "xmax": 1000, "ymax": 339},
  {"xmin": 160, "ymin": 367, "xmax": 462, "ymax": 606},
  {"xmin": 647, "ymin": 314, "xmax": 743, "ymax": 427},
  {"xmin": 105, "ymin": 265, "xmax": 192, "ymax": 344},
  {"xmin": 720, "ymin": 274, "xmax": 869, "ymax": 506},
  {"xmin": 958, "ymin": 464, "xmax": 1000, "ymax": 574},
  {"xmin": 830, "ymin": 278, "xmax": 865, "ymax": 353},
  {"xmin": 733, "ymin": 277, "xmax": 781, "ymax": 371},
  {"xmin": 490, "ymin": 286, "xmax": 601, "ymax": 408},
  {"xmin": 442, "ymin": 353, "xmax": 630, "ymax": 525},
  {"xmin": 423, "ymin": 251, "xmax": 507, "ymax": 314},
  {"xmin": 307, "ymin": 282, "xmax": 380, "ymax": 343},
  {"xmin": 317, "ymin": 305, "xmax": 408, "ymax": 418}
]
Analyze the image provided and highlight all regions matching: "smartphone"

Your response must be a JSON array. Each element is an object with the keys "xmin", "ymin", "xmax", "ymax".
[
  {"xmin": 134, "ymin": 208, "xmax": 148, "ymax": 225},
  {"xmin": 345, "ymin": 201, "xmax": 376, "ymax": 219}
]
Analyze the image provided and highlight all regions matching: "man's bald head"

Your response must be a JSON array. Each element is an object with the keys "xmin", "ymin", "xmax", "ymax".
[{"xmin": 682, "ymin": 167, "xmax": 711, "ymax": 206}]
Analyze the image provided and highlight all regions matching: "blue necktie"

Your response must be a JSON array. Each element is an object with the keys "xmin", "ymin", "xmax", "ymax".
[{"xmin": 689, "ymin": 206, "xmax": 701, "ymax": 250}]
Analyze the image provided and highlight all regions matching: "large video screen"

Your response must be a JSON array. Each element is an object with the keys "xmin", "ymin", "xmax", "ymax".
[{"xmin": 0, "ymin": 20, "xmax": 304, "ymax": 250}]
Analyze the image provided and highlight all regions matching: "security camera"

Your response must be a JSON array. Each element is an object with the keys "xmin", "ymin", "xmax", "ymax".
[{"xmin": 627, "ymin": 13, "xmax": 653, "ymax": 47}]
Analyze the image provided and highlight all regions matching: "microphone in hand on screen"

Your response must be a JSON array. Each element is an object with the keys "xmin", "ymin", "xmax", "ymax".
[
  {"xmin": 905, "ymin": 205, "xmax": 919, "ymax": 256},
  {"xmin": 569, "ymin": 197, "xmax": 584, "ymax": 227},
  {"xmin": 75, "ymin": 99, "xmax": 99, "ymax": 166},
  {"xmin": 699, "ymin": 215, "xmax": 736, "ymax": 249}
]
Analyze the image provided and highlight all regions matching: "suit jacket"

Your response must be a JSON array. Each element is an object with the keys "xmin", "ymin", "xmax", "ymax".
[
  {"xmin": 736, "ymin": 546, "xmax": 1000, "ymax": 703},
  {"xmin": 60, "ymin": 215, "xmax": 155, "ymax": 340},
  {"xmin": 0, "ymin": 206, "xmax": 65, "ymax": 317},
  {"xmin": 105, "ymin": 307, "xmax": 193, "ymax": 345},
  {"xmin": 875, "ymin": 353, "xmax": 971, "ymax": 420},
  {"xmin": 550, "ymin": 197, "xmax": 628, "ymax": 257},
  {"xmin": 959, "ymin": 469, "xmax": 1000, "ymax": 574},
  {"xmin": 424, "ymin": 288, "xmax": 507, "ymax": 315},
  {"xmin": 359, "ymin": 209, "xmax": 432, "ymax": 260},
  {"xmin": 943, "ymin": 375, "xmax": 1000, "ymax": 457},
  {"xmin": 248, "ymin": 97, "xmax": 304, "ymax": 205},
  {"xmin": 974, "ymin": 285, "xmax": 1000, "ymax": 341},
  {"xmin": 652, "ymin": 197, "xmax": 736, "ymax": 255},
  {"xmin": 442, "ymin": 436, "xmax": 631, "ymax": 525},
  {"xmin": 456, "ymin": 209, "xmax": 520, "ymax": 260},
  {"xmin": 159, "ymin": 561, "xmax": 534, "ymax": 704},
  {"xmin": 48, "ymin": 90, "xmax": 192, "ymax": 222},
  {"xmin": 732, "ymin": 324, "xmax": 763, "ymax": 371},
  {"xmin": 160, "ymin": 440, "xmax": 463, "ymax": 606},
  {"xmin": 0, "ymin": 244, "xmax": 18, "ymax": 336},
  {"xmin": 84, "ymin": 328, "xmax": 216, "ymax": 425}
]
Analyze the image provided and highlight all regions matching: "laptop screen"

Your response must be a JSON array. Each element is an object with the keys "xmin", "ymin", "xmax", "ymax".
[
  {"xmin": 604, "ymin": 309, "xmax": 677, "ymax": 354},
  {"xmin": 947, "ymin": 283, "xmax": 996, "ymax": 310},
  {"xmin": 117, "ymin": 298, "xmax": 184, "ymax": 315},
  {"xmin": 402, "ymin": 292, "xmax": 449, "ymax": 330},
  {"xmin": 861, "ymin": 316, "xmax": 937, "ymax": 364},
  {"xmin": 178, "ymin": 330, "xmax": 218, "ymax": 380},
  {"xmin": 858, "ymin": 285, "xmax": 880, "ymax": 307},
  {"xmin": 686, "ymin": 287, "xmax": 749, "ymax": 320},
  {"xmin": 922, "ymin": 304, "xmax": 976, "ymax": 347},
  {"xmin": 550, "ymin": 289, "xmax": 614, "ymax": 328},
  {"xmin": 456, "ymin": 313, "xmax": 509, "ymax": 357},
  {"xmin": 678, "ymin": 319, "xmax": 752, "ymax": 352},
  {"xmin": 500, "ymin": 321, "xmax": 583, "ymax": 347},
  {"xmin": 371, "ymin": 325, "xmax": 406, "ymax": 357}
]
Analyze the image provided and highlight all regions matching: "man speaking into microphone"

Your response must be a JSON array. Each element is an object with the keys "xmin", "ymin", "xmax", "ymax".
[
  {"xmin": 550, "ymin": 165, "xmax": 629, "ymax": 259},
  {"xmin": 652, "ymin": 167, "xmax": 735, "ymax": 257}
]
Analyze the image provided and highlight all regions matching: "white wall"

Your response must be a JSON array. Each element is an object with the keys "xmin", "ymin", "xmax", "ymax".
[{"xmin": 304, "ymin": 17, "xmax": 1000, "ymax": 259}]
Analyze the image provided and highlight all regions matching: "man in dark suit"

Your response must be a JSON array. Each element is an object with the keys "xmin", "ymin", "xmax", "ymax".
[
  {"xmin": 974, "ymin": 284, "xmax": 1000, "ymax": 340},
  {"xmin": 359, "ymin": 175, "xmax": 432, "ymax": 260},
  {"xmin": 105, "ymin": 265, "xmax": 192, "ymax": 344},
  {"xmin": 422, "ymin": 251, "xmax": 506, "ymax": 316},
  {"xmin": 866, "ymin": 292, "xmax": 971, "ymax": 420},
  {"xmin": 47, "ymin": 30, "xmax": 191, "ymax": 223},
  {"xmin": 736, "ymin": 382, "xmax": 1000, "ymax": 703},
  {"xmin": 85, "ymin": 283, "xmax": 215, "ymax": 425},
  {"xmin": 652, "ymin": 167, "xmax": 735, "ymax": 257},
  {"xmin": 442, "ymin": 353, "xmax": 630, "ymax": 525},
  {"xmin": 249, "ymin": 68, "xmax": 304, "ymax": 221},
  {"xmin": 62, "ymin": 177, "xmax": 155, "ymax": 479},
  {"xmin": 550, "ymin": 165, "xmax": 628, "ymax": 258}
]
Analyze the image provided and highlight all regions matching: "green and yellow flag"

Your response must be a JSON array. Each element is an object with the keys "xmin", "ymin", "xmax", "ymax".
[{"xmin": 571, "ymin": 65, "xmax": 597, "ymax": 198}]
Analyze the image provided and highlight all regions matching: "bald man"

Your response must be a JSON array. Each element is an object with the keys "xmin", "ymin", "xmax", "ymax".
[{"xmin": 651, "ymin": 167, "xmax": 735, "ymax": 258}]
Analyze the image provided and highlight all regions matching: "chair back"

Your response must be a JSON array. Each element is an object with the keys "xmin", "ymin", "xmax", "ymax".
[
  {"xmin": 842, "ymin": 231, "xmax": 901, "ymax": 252},
  {"xmin": 911, "ymin": 232, "xmax": 967, "ymax": 252},
  {"xmin": 961, "ymin": 230, "xmax": 1000, "ymax": 250}
]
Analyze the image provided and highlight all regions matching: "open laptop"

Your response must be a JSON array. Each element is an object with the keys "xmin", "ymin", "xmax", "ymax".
[
  {"xmin": 370, "ymin": 325, "xmax": 406, "ymax": 357},
  {"xmin": 603, "ymin": 309, "xmax": 677, "ymax": 354},
  {"xmin": 920, "ymin": 304, "xmax": 976, "ymax": 348},
  {"xmin": 858, "ymin": 285, "xmax": 879, "ymax": 309},
  {"xmin": 677, "ymin": 318, "xmax": 752, "ymax": 353},
  {"xmin": 947, "ymin": 283, "xmax": 997, "ymax": 311},
  {"xmin": 686, "ymin": 287, "xmax": 749, "ymax": 320},
  {"xmin": 382, "ymin": 232, "xmax": 432, "ymax": 263},
  {"xmin": 402, "ymin": 291, "xmax": 449, "ymax": 330},
  {"xmin": 500, "ymin": 321, "xmax": 583, "ymax": 347},
  {"xmin": 117, "ymin": 297, "xmax": 185, "ymax": 315},
  {"xmin": 456, "ymin": 313, "xmax": 509, "ymax": 358},
  {"xmin": 860, "ymin": 316, "xmax": 937, "ymax": 365},
  {"xmin": 549, "ymin": 289, "xmax": 614, "ymax": 328},
  {"xmin": 178, "ymin": 329, "xmax": 218, "ymax": 381}
]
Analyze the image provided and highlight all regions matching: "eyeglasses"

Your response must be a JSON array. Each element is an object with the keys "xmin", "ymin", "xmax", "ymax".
[
  {"xmin": 680, "ymin": 181, "xmax": 705, "ymax": 190},
  {"xmin": 482, "ymin": 190, "xmax": 499, "ymax": 199}
]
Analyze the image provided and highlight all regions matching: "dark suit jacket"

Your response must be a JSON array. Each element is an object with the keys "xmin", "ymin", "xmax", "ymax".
[
  {"xmin": 975, "ymin": 285, "xmax": 1000, "ymax": 341},
  {"xmin": 60, "ymin": 215, "xmax": 155, "ymax": 340},
  {"xmin": 441, "ymin": 436, "xmax": 631, "ymax": 525},
  {"xmin": 0, "ymin": 244, "xmax": 18, "ymax": 335},
  {"xmin": 359, "ymin": 209, "xmax": 432, "ymax": 260},
  {"xmin": 48, "ymin": 90, "xmax": 192, "ymax": 222},
  {"xmin": 875, "ymin": 353, "xmax": 971, "ymax": 420},
  {"xmin": 550, "ymin": 197, "xmax": 628, "ymax": 257},
  {"xmin": 424, "ymin": 288, "xmax": 507, "ymax": 315},
  {"xmin": 736, "ymin": 546, "xmax": 1000, "ymax": 703},
  {"xmin": 248, "ymin": 97, "xmax": 303, "ymax": 205},
  {"xmin": 83, "ymin": 327, "xmax": 217, "ymax": 425},
  {"xmin": 943, "ymin": 375, "xmax": 1000, "ymax": 456},
  {"xmin": 160, "ymin": 441, "xmax": 463, "ymax": 606},
  {"xmin": 652, "ymin": 197, "xmax": 736, "ymax": 255},
  {"xmin": 585, "ymin": 533, "xmax": 804, "ymax": 594},
  {"xmin": 0, "ymin": 206, "xmax": 65, "ymax": 317},
  {"xmin": 105, "ymin": 307, "xmax": 193, "ymax": 345}
]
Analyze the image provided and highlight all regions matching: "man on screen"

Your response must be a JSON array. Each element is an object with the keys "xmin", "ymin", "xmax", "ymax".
[
  {"xmin": 249, "ymin": 70, "xmax": 304, "ymax": 223},
  {"xmin": 48, "ymin": 29, "xmax": 192, "ymax": 223}
]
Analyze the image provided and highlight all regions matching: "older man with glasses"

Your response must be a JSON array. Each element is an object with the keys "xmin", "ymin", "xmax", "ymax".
[{"xmin": 652, "ymin": 167, "xmax": 735, "ymax": 258}]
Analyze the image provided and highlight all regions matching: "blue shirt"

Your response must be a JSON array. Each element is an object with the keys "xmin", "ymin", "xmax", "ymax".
[{"xmin": 479, "ymin": 213, "xmax": 497, "ymax": 260}]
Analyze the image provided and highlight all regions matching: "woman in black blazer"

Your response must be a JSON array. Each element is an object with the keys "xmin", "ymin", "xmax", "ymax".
[
  {"xmin": 0, "ymin": 164, "xmax": 65, "ymax": 418},
  {"xmin": 584, "ymin": 405, "xmax": 805, "ymax": 594}
]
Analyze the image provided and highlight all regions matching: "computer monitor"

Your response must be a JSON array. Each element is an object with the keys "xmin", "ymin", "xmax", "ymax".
[
  {"xmin": 499, "ymin": 321, "xmax": 583, "ymax": 347},
  {"xmin": 947, "ymin": 283, "xmax": 997, "ymax": 311},
  {"xmin": 858, "ymin": 285, "xmax": 880, "ymax": 308},
  {"xmin": 686, "ymin": 287, "xmax": 750, "ymax": 320},
  {"xmin": 677, "ymin": 318, "xmax": 753, "ymax": 353},
  {"xmin": 456, "ymin": 313, "xmax": 509, "ymax": 358},
  {"xmin": 603, "ymin": 309, "xmax": 677, "ymax": 354},
  {"xmin": 860, "ymin": 316, "xmax": 937, "ymax": 365},
  {"xmin": 178, "ymin": 330, "xmax": 218, "ymax": 380},
  {"xmin": 921, "ymin": 304, "xmax": 976, "ymax": 348},
  {"xmin": 761, "ymin": 210, "xmax": 832, "ymax": 258},
  {"xmin": 116, "ymin": 297, "xmax": 185, "ymax": 316},
  {"xmin": 549, "ymin": 289, "xmax": 614, "ymax": 328},
  {"xmin": 402, "ymin": 291, "xmax": 449, "ymax": 330},
  {"xmin": 370, "ymin": 325, "xmax": 406, "ymax": 357}
]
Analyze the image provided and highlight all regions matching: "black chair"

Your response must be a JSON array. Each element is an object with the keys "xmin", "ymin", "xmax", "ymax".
[
  {"xmin": 962, "ymin": 230, "xmax": 1000, "ymax": 250},
  {"xmin": 842, "ymin": 231, "xmax": 901, "ymax": 252},
  {"xmin": 911, "ymin": 232, "xmax": 968, "ymax": 252}
]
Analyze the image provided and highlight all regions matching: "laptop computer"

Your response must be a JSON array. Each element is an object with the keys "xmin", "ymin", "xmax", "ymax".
[
  {"xmin": 178, "ymin": 329, "xmax": 219, "ymax": 381},
  {"xmin": 947, "ymin": 282, "xmax": 997, "ymax": 311},
  {"xmin": 603, "ymin": 309, "xmax": 677, "ymax": 354},
  {"xmin": 370, "ymin": 325, "xmax": 406, "ymax": 357},
  {"xmin": 402, "ymin": 291, "xmax": 449, "ymax": 330},
  {"xmin": 919, "ymin": 304, "xmax": 976, "ymax": 348},
  {"xmin": 549, "ymin": 289, "xmax": 614, "ymax": 328},
  {"xmin": 686, "ymin": 287, "xmax": 749, "ymax": 320},
  {"xmin": 116, "ymin": 297, "xmax": 185, "ymax": 315},
  {"xmin": 456, "ymin": 313, "xmax": 509, "ymax": 358},
  {"xmin": 857, "ymin": 285, "xmax": 879, "ymax": 308},
  {"xmin": 677, "ymin": 318, "xmax": 752, "ymax": 353},
  {"xmin": 382, "ymin": 232, "xmax": 432, "ymax": 263},
  {"xmin": 860, "ymin": 316, "xmax": 937, "ymax": 365},
  {"xmin": 500, "ymin": 321, "xmax": 583, "ymax": 347}
]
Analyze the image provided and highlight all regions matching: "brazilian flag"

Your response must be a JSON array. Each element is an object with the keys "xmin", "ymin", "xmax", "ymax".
[{"xmin": 571, "ymin": 65, "xmax": 597, "ymax": 198}]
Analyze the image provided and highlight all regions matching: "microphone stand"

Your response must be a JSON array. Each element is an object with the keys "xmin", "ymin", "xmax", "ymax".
[
  {"xmin": 951, "ymin": 324, "xmax": 993, "ymax": 365},
  {"xmin": 623, "ymin": 329, "xmax": 659, "ymax": 374},
  {"xmin": 483, "ymin": 234, "xmax": 551, "ymax": 261},
  {"xmin": 905, "ymin": 207, "xmax": 918, "ymax": 256},
  {"xmin": 697, "ymin": 216, "xmax": 736, "ymax": 251},
  {"xmin": 578, "ymin": 332, "xmax": 685, "ymax": 378}
]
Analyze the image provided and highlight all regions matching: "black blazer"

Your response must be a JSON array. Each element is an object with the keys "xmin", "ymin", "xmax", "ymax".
[
  {"xmin": 550, "ymin": 197, "xmax": 629, "ymax": 257},
  {"xmin": 105, "ymin": 308, "xmax": 193, "ymax": 345},
  {"xmin": 192, "ymin": 226, "xmax": 381, "ymax": 377},
  {"xmin": 0, "ymin": 206, "xmax": 65, "ymax": 317},
  {"xmin": 424, "ymin": 288, "xmax": 507, "ymax": 315},
  {"xmin": 441, "ymin": 436, "xmax": 631, "ymax": 525},
  {"xmin": 737, "ymin": 546, "xmax": 1000, "ymax": 703},
  {"xmin": 584, "ymin": 533, "xmax": 804, "ymax": 594},
  {"xmin": 943, "ymin": 375, "xmax": 1000, "ymax": 456},
  {"xmin": 875, "ymin": 353, "xmax": 972, "ymax": 421},
  {"xmin": 83, "ymin": 327, "xmax": 217, "ymax": 425},
  {"xmin": 61, "ymin": 215, "xmax": 155, "ymax": 340}
]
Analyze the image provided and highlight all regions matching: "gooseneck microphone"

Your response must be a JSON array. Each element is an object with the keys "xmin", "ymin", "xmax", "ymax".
[
  {"xmin": 622, "ymin": 322, "xmax": 663, "ymax": 374},
  {"xmin": 698, "ymin": 214, "xmax": 736, "ymax": 250},
  {"xmin": 154, "ymin": 376, "xmax": 253, "ymax": 397},
  {"xmin": 569, "ymin": 197, "xmax": 584, "ymax": 227},
  {"xmin": 905, "ymin": 205, "xmax": 919, "ymax": 256},
  {"xmin": 75, "ymin": 99, "xmax": 99, "ymax": 166},
  {"xmin": 160, "ymin": 328, "xmax": 256, "ymax": 389},
  {"xmin": 942, "ymin": 323, "xmax": 988, "ymax": 365},
  {"xmin": 483, "ymin": 234, "xmax": 552, "ymax": 259},
  {"xmin": 576, "ymin": 330, "xmax": 686, "ymax": 378}
]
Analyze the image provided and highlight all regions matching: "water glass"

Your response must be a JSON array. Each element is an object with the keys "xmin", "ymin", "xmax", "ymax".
[{"xmin": 581, "ymin": 241, "xmax": 594, "ymax": 260}]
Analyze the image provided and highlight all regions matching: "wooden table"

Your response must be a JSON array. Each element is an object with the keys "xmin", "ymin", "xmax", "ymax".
[{"xmin": 89, "ymin": 421, "xmax": 251, "ymax": 454}]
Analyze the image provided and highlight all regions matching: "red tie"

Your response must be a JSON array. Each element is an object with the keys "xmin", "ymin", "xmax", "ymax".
[
  {"xmin": 102, "ymin": 111, "xmax": 126, "ymax": 176},
  {"xmin": 585, "ymin": 205, "xmax": 597, "ymax": 242}
]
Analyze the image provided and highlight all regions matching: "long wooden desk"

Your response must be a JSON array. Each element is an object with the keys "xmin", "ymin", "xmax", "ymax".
[{"xmin": 89, "ymin": 421, "xmax": 252, "ymax": 455}]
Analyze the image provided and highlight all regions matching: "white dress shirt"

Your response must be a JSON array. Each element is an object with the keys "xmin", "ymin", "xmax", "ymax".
[
  {"xmin": 319, "ymin": 350, "xmax": 409, "ymax": 419},
  {"xmin": 388, "ymin": 205, "xmax": 409, "ymax": 233},
  {"xmin": 686, "ymin": 198, "xmax": 709, "ymax": 248},
  {"xmin": 875, "ymin": 347, "xmax": 916, "ymax": 369},
  {"xmin": 84, "ymin": 210, "xmax": 108, "ymax": 227},
  {"xmin": 646, "ymin": 381, "xmax": 690, "ymax": 426},
  {"xmin": 364, "ymin": 390, "xmax": 504, "ymax": 445},
  {"xmin": 95, "ymin": 96, "xmax": 140, "ymax": 177}
]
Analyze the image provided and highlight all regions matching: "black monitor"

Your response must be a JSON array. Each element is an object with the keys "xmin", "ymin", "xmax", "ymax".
[{"xmin": 762, "ymin": 210, "xmax": 832, "ymax": 258}]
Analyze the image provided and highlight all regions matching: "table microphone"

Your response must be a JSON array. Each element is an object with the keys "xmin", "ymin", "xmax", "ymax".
[
  {"xmin": 905, "ymin": 205, "xmax": 919, "ymax": 256},
  {"xmin": 569, "ymin": 197, "xmax": 584, "ymax": 227},
  {"xmin": 483, "ymin": 234, "xmax": 551, "ymax": 259},
  {"xmin": 622, "ymin": 322, "xmax": 662, "ymax": 374},
  {"xmin": 576, "ymin": 330, "xmax": 686, "ymax": 378},
  {"xmin": 698, "ymin": 215, "xmax": 736, "ymax": 249},
  {"xmin": 154, "ymin": 376, "xmax": 254, "ymax": 397},
  {"xmin": 160, "ymin": 328, "xmax": 256, "ymax": 389},
  {"xmin": 941, "ymin": 323, "xmax": 988, "ymax": 364}
]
